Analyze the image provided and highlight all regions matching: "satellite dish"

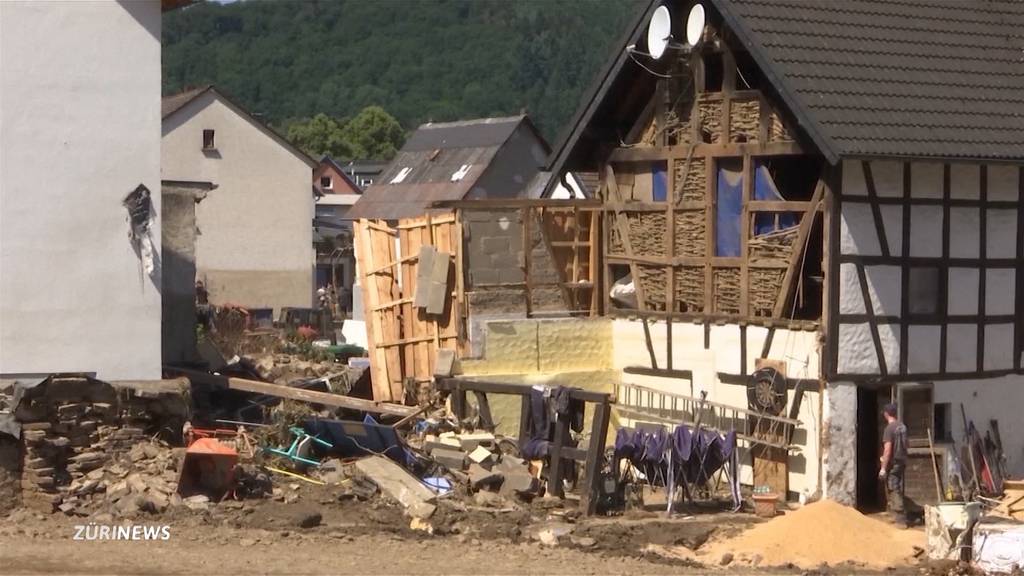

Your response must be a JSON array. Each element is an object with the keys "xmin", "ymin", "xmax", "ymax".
[
  {"xmin": 686, "ymin": 4, "xmax": 706, "ymax": 47},
  {"xmin": 646, "ymin": 5, "xmax": 672, "ymax": 59}
]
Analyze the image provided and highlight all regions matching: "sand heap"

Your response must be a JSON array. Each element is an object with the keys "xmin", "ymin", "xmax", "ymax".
[{"xmin": 709, "ymin": 500, "xmax": 923, "ymax": 569}]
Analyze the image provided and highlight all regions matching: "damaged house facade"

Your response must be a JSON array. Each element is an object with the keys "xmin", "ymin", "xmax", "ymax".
[
  {"xmin": 162, "ymin": 86, "xmax": 318, "ymax": 315},
  {"xmin": 0, "ymin": 0, "xmax": 167, "ymax": 381},
  {"xmin": 540, "ymin": 0, "xmax": 1024, "ymax": 506}
]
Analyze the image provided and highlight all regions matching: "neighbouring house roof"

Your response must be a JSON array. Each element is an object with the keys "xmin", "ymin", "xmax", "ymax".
[
  {"xmin": 317, "ymin": 155, "xmax": 362, "ymax": 195},
  {"xmin": 161, "ymin": 85, "xmax": 317, "ymax": 168},
  {"xmin": 347, "ymin": 115, "xmax": 547, "ymax": 220},
  {"xmin": 547, "ymin": 0, "xmax": 1024, "ymax": 180}
]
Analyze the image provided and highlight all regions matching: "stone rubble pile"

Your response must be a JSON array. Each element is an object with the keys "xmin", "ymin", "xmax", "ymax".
[{"xmin": 15, "ymin": 375, "xmax": 184, "ymax": 516}]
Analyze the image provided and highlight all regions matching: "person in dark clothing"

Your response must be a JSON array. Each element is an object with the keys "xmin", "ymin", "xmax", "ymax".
[{"xmin": 879, "ymin": 403, "xmax": 909, "ymax": 527}]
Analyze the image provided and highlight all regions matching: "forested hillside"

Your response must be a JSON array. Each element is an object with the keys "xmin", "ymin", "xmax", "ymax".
[{"xmin": 163, "ymin": 0, "xmax": 643, "ymax": 153}]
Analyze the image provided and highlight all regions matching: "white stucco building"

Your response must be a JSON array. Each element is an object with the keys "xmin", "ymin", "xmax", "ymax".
[
  {"xmin": 161, "ymin": 86, "xmax": 317, "ymax": 315},
  {"xmin": 0, "ymin": 0, "xmax": 166, "ymax": 381}
]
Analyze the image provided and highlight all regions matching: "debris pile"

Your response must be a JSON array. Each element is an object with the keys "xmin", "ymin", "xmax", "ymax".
[{"xmin": 706, "ymin": 500, "xmax": 923, "ymax": 569}]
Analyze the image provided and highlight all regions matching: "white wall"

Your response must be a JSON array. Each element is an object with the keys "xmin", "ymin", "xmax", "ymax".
[
  {"xmin": 162, "ymin": 92, "xmax": 314, "ymax": 311},
  {"xmin": 932, "ymin": 374, "xmax": 1024, "ymax": 477},
  {"xmin": 837, "ymin": 159, "xmax": 1020, "ymax": 376},
  {"xmin": 611, "ymin": 319, "xmax": 823, "ymax": 496},
  {"xmin": 0, "ymin": 1, "xmax": 162, "ymax": 380}
]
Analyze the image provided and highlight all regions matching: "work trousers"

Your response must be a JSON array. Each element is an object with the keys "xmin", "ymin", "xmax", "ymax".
[{"xmin": 886, "ymin": 462, "xmax": 906, "ymax": 521}]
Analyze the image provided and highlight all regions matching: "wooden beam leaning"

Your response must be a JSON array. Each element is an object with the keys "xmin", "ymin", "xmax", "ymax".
[
  {"xmin": 772, "ymin": 175, "xmax": 825, "ymax": 318},
  {"xmin": 605, "ymin": 164, "xmax": 648, "ymax": 310}
]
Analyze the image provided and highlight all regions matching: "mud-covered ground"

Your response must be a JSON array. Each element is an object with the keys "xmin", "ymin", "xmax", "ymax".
[{"xmin": 0, "ymin": 482, "xmax": 934, "ymax": 576}]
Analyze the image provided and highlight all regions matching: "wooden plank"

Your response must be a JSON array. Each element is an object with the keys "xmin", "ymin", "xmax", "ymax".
[
  {"xmin": 977, "ymin": 166, "xmax": 988, "ymax": 373},
  {"xmin": 605, "ymin": 164, "xmax": 648, "ymax": 310},
  {"xmin": 588, "ymin": 210, "xmax": 600, "ymax": 316},
  {"xmin": 537, "ymin": 206, "xmax": 576, "ymax": 310},
  {"xmin": 366, "ymin": 221, "xmax": 398, "ymax": 235},
  {"xmin": 455, "ymin": 210, "xmax": 468, "ymax": 356},
  {"xmin": 772, "ymin": 176, "xmax": 825, "ymax": 318},
  {"xmin": 432, "ymin": 198, "xmax": 602, "ymax": 209},
  {"xmin": 857, "ymin": 263, "xmax": 888, "ymax": 376},
  {"xmin": 522, "ymin": 207, "xmax": 533, "ymax": 318},
  {"xmin": 355, "ymin": 220, "xmax": 392, "ymax": 401},
  {"xmin": 748, "ymin": 200, "xmax": 813, "ymax": 213},
  {"xmin": 399, "ymin": 223, "xmax": 416, "ymax": 397},
  {"xmin": 175, "ymin": 371, "xmax": 419, "ymax": 417},
  {"xmin": 862, "ymin": 162, "xmax": 891, "ymax": 258},
  {"xmin": 608, "ymin": 140, "xmax": 803, "ymax": 162},
  {"xmin": 704, "ymin": 153, "xmax": 714, "ymax": 315},
  {"xmin": 740, "ymin": 154, "xmax": 752, "ymax": 317}
]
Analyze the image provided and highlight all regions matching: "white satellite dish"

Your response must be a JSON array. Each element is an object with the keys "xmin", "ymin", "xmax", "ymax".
[
  {"xmin": 686, "ymin": 4, "xmax": 706, "ymax": 47},
  {"xmin": 646, "ymin": 5, "xmax": 672, "ymax": 59}
]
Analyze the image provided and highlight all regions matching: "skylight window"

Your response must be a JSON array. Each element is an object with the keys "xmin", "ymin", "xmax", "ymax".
[
  {"xmin": 390, "ymin": 167, "xmax": 411, "ymax": 184},
  {"xmin": 450, "ymin": 164, "xmax": 471, "ymax": 182}
]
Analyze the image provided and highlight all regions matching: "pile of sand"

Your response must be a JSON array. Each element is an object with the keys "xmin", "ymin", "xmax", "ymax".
[{"xmin": 707, "ymin": 500, "xmax": 923, "ymax": 569}]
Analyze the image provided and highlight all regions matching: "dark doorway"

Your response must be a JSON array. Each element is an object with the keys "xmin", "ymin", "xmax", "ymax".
[{"xmin": 856, "ymin": 386, "xmax": 890, "ymax": 511}]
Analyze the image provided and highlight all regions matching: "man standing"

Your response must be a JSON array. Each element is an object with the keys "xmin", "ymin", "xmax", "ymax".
[{"xmin": 879, "ymin": 403, "xmax": 909, "ymax": 527}]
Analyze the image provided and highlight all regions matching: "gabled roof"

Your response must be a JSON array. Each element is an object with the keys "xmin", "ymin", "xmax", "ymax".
[
  {"xmin": 548, "ymin": 0, "xmax": 1024, "ymax": 172},
  {"xmin": 716, "ymin": 0, "xmax": 1024, "ymax": 162},
  {"xmin": 347, "ymin": 115, "xmax": 547, "ymax": 220},
  {"xmin": 317, "ymin": 155, "xmax": 362, "ymax": 194},
  {"xmin": 161, "ymin": 86, "xmax": 317, "ymax": 168}
]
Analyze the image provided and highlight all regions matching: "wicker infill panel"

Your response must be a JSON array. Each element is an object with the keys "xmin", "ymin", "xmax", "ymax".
[
  {"xmin": 750, "ymin": 267, "xmax": 785, "ymax": 318},
  {"xmin": 675, "ymin": 157, "xmax": 706, "ymax": 203},
  {"xmin": 665, "ymin": 109, "xmax": 691, "ymax": 147},
  {"xmin": 729, "ymin": 99, "xmax": 760, "ymax": 143},
  {"xmin": 674, "ymin": 265, "xmax": 704, "ymax": 312},
  {"xmin": 637, "ymin": 264, "xmax": 667, "ymax": 310},
  {"xmin": 673, "ymin": 210, "xmax": 706, "ymax": 258},
  {"xmin": 712, "ymin": 268, "xmax": 741, "ymax": 315},
  {"xmin": 628, "ymin": 212, "xmax": 667, "ymax": 257},
  {"xmin": 769, "ymin": 110, "xmax": 792, "ymax": 142},
  {"xmin": 608, "ymin": 219, "xmax": 626, "ymax": 256},
  {"xmin": 698, "ymin": 97, "xmax": 723, "ymax": 143},
  {"xmin": 748, "ymin": 225, "xmax": 799, "ymax": 262}
]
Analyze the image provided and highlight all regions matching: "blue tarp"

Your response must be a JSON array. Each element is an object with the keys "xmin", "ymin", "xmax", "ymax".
[
  {"xmin": 754, "ymin": 165, "xmax": 798, "ymax": 236},
  {"xmin": 715, "ymin": 163, "xmax": 743, "ymax": 256},
  {"xmin": 652, "ymin": 161, "xmax": 668, "ymax": 202}
]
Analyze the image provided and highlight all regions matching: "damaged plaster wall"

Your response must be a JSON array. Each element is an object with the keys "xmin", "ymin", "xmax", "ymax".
[
  {"xmin": 0, "ymin": 0, "xmax": 162, "ymax": 380},
  {"xmin": 161, "ymin": 182, "xmax": 211, "ymax": 366},
  {"xmin": 822, "ymin": 380, "xmax": 857, "ymax": 505},
  {"xmin": 611, "ymin": 319, "xmax": 823, "ymax": 496},
  {"xmin": 162, "ymin": 90, "xmax": 314, "ymax": 313}
]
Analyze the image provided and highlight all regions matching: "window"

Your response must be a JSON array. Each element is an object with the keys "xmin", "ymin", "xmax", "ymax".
[
  {"xmin": 202, "ymin": 129, "xmax": 215, "ymax": 150},
  {"xmin": 320, "ymin": 176, "xmax": 333, "ymax": 190},
  {"xmin": 908, "ymin": 267, "xmax": 940, "ymax": 315}
]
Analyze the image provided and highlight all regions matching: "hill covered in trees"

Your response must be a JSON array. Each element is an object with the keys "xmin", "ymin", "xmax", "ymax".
[{"xmin": 163, "ymin": 0, "xmax": 642, "ymax": 158}]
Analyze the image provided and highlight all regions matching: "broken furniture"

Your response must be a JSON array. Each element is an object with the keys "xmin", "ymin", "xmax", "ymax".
[
  {"xmin": 435, "ymin": 377, "xmax": 612, "ymax": 516},
  {"xmin": 265, "ymin": 426, "xmax": 333, "ymax": 467}
]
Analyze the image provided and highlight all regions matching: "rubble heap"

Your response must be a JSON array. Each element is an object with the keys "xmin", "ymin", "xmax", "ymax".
[{"xmin": 15, "ymin": 375, "xmax": 184, "ymax": 515}]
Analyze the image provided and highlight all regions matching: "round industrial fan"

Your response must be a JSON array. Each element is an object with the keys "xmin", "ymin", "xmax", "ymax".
[{"xmin": 747, "ymin": 367, "xmax": 787, "ymax": 415}]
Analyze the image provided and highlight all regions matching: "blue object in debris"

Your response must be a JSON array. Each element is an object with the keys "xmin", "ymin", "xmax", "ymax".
[{"xmin": 422, "ymin": 477, "xmax": 452, "ymax": 495}]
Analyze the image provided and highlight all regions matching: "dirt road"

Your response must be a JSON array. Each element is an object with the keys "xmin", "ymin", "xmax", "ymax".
[{"xmin": 0, "ymin": 521, "xmax": 696, "ymax": 575}]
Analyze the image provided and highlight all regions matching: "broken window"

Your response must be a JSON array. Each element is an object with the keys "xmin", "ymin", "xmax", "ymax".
[
  {"xmin": 202, "ymin": 129, "xmax": 215, "ymax": 150},
  {"xmin": 753, "ymin": 163, "xmax": 798, "ymax": 236},
  {"xmin": 320, "ymin": 176, "xmax": 333, "ymax": 189}
]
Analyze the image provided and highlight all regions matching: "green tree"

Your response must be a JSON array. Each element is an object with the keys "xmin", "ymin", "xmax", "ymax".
[
  {"xmin": 286, "ymin": 113, "xmax": 351, "ymax": 159},
  {"xmin": 341, "ymin": 106, "xmax": 406, "ymax": 161}
]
